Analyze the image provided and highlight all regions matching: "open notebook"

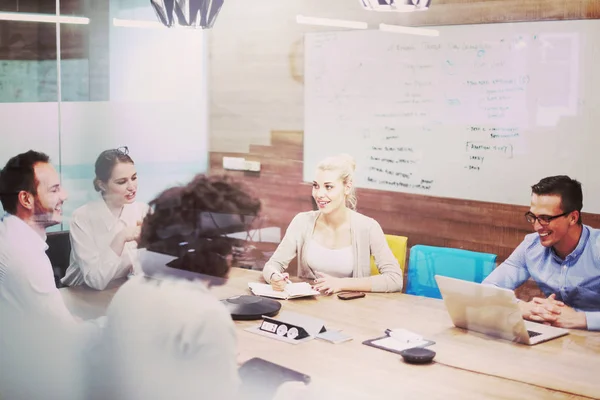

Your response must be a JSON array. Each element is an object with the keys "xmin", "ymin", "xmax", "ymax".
[{"xmin": 248, "ymin": 282, "xmax": 320, "ymax": 300}]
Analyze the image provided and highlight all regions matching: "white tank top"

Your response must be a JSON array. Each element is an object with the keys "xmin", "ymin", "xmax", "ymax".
[{"xmin": 305, "ymin": 238, "xmax": 354, "ymax": 278}]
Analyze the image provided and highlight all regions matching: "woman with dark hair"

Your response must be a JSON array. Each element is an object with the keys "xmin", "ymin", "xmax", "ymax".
[
  {"xmin": 61, "ymin": 147, "xmax": 149, "ymax": 290},
  {"xmin": 99, "ymin": 174, "xmax": 263, "ymax": 400}
]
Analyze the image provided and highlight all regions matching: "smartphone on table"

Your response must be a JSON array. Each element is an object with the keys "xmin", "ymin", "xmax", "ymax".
[{"xmin": 337, "ymin": 292, "xmax": 366, "ymax": 300}]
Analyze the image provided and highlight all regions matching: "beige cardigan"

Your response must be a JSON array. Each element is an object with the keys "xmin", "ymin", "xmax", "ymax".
[{"xmin": 262, "ymin": 210, "xmax": 403, "ymax": 293}]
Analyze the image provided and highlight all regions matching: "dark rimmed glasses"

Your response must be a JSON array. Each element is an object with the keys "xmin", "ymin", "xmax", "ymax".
[{"xmin": 524, "ymin": 211, "xmax": 570, "ymax": 226}]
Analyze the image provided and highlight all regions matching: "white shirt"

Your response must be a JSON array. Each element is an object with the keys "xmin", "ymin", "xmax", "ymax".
[
  {"xmin": 0, "ymin": 214, "xmax": 106, "ymax": 399},
  {"xmin": 96, "ymin": 275, "xmax": 239, "ymax": 400},
  {"xmin": 0, "ymin": 213, "xmax": 76, "ymax": 325},
  {"xmin": 62, "ymin": 200, "xmax": 149, "ymax": 290},
  {"xmin": 0, "ymin": 304, "xmax": 103, "ymax": 400},
  {"xmin": 305, "ymin": 238, "xmax": 354, "ymax": 278}
]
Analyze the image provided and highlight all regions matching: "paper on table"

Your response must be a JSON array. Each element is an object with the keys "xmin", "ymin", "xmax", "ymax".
[
  {"xmin": 316, "ymin": 330, "xmax": 353, "ymax": 344},
  {"xmin": 370, "ymin": 336, "xmax": 431, "ymax": 352},
  {"xmin": 248, "ymin": 282, "xmax": 320, "ymax": 300},
  {"xmin": 386, "ymin": 328, "xmax": 423, "ymax": 343}
]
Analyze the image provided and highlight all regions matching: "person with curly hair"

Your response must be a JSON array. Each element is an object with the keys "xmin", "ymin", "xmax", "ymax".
[{"xmin": 99, "ymin": 174, "xmax": 262, "ymax": 400}]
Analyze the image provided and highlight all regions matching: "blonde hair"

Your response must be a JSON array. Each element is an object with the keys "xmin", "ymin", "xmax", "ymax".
[{"xmin": 316, "ymin": 154, "xmax": 357, "ymax": 210}]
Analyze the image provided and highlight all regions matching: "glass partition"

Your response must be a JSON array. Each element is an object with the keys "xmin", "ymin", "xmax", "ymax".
[
  {"xmin": 0, "ymin": 0, "xmax": 208, "ymax": 231},
  {"xmin": 0, "ymin": 16, "xmax": 61, "ymax": 230}
]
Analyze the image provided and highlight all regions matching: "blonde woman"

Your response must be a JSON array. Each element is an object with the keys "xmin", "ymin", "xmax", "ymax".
[{"xmin": 263, "ymin": 154, "xmax": 403, "ymax": 294}]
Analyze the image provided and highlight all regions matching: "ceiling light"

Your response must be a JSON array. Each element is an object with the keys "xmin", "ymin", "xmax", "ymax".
[
  {"xmin": 360, "ymin": 0, "xmax": 431, "ymax": 12},
  {"xmin": 296, "ymin": 15, "xmax": 368, "ymax": 30},
  {"xmin": 380, "ymin": 23, "xmax": 439, "ymax": 37},
  {"xmin": 0, "ymin": 12, "xmax": 89, "ymax": 24},
  {"xmin": 112, "ymin": 18, "xmax": 165, "ymax": 28}
]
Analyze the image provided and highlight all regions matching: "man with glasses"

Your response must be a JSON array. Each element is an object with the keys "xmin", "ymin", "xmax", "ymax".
[{"xmin": 484, "ymin": 176, "xmax": 600, "ymax": 331}]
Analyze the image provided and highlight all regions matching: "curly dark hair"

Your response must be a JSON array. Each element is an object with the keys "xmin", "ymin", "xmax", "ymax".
[
  {"xmin": 0, "ymin": 150, "xmax": 50, "ymax": 214},
  {"xmin": 139, "ymin": 174, "xmax": 262, "ymax": 280}
]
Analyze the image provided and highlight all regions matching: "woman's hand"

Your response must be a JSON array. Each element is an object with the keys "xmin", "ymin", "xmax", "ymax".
[
  {"xmin": 270, "ymin": 272, "xmax": 289, "ymax": 292},
  {"xmin": 122, "ymin": 221, "xmax": 142, "ymax": 243},
  {"xmin": 110, "ymin": 221, "xmax": 142, "ymax": 257},
  {"xmin": 312, "ymin": 272, "xmax": 343, "ymax": 295}
]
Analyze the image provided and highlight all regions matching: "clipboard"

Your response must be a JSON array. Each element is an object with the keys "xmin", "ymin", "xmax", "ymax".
[{"xmin": 362, "ymin": 335, "xmax": 435, "ymax": 355}]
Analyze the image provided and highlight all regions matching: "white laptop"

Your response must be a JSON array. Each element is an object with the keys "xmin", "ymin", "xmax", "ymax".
[{"xmin": 435, "ymin": 275, "xmax": 569, "ymax": 345}]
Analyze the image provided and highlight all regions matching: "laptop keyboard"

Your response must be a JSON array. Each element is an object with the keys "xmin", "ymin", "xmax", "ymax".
[{"xmin": 527, "ymin": 330, "xmax": 542, "ymax": 338}]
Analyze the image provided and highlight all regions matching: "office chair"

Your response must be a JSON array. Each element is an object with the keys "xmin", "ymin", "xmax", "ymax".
[
  {"xmin": 406, "ymin": 245, "xmax": 496, "ymax": 299},
  {"xmin": 46, "ymin": 231, "xmax": 71, "ymax": 288},
  {"xmin": 370, "ymin": 234, "xmax": 408, "ymax": 276}
]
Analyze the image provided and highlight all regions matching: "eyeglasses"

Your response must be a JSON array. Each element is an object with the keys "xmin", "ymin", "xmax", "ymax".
[{"xmin": 524, "ymin": 211, "xmax": 570, "ymax": 226}]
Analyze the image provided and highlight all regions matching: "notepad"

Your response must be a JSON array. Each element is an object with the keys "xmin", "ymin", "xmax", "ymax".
[
  {"xmin": 363, "ymin": 329, "xmax": 435, "ymax": 355},
  {"xmin": 248, "ymin": 282, "xmax": 320, "ymax": 300},
  {"xmin": 316, "ymin": 330, "xmax": 353, "ymax": 344},
  {"xmin": 368, "ymin": 336, "xmax": 432, "ymax": 352}
]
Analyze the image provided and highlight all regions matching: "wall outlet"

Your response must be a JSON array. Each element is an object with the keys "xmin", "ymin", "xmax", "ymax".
[
  {"xmin": 244, "ymin": 160, "xmax": 261, "ymax": 172},
  {"xmin": 223, "ymin": 156, "xmax": 246, "ymax": 170}
]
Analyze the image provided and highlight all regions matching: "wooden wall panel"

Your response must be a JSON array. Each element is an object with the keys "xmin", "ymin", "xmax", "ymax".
[
  {"xmin": 210, "ymin": 131, "xmax": 600, "ymax": 264},
  {"xmin": 210, "ymin": 131, "xmax": 600, "ymax": 297},
  {"xmin": 209, "ymin": 1, "xmax": 600, "ymax": 293}
]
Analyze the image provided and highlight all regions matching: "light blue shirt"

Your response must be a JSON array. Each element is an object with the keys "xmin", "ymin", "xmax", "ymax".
[{"xmin": 484, "ymin": 225, "xmax": 600, "ymax": 331}]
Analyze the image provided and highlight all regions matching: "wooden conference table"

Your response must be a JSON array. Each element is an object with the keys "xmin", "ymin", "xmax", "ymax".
[{"xmin": 61, "ymin": 268, "xmax": 600, "ymax": 400}]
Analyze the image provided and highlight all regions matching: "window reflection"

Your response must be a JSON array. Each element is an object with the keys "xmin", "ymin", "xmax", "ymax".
[
  {"xmin": 0, "ymin": 0, "xmax": 56, "ymax": 13},
  {"xmin": 59, "ymin": 23, "xmax": 90, "ymax": 101},
  {"xmin": 0, "ymin": 21, "xmax": 58, "ymax": 102},
  {"xmin": 1, "ymin": 0, "xmax": 208, "ymax": 234},
  {"xmin": 0, "ymin": 17, "xmax": 60, "ymax": 229}
]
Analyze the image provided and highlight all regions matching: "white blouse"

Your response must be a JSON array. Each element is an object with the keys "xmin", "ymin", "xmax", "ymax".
[
  {"xmin": 0, "ymin": 213, "xmax": 76, "ymax": 324},
  {"xmin": 99, "ymin": 276, "xmax": 239, "ymax": 400},
  {"xmin": 304, "ymin": 238, "xmax": 354, "ymax": 278},
  {"xmin": 1, "ymin": 213, "xmax": 104, "ymax": 400},
  {"xmin": 62, "ymin": 200, "xmax": 149, "ymax": 290}
]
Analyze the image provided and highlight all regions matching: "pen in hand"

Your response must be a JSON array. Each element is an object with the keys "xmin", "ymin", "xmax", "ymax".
[{"xmin": 270, "ymin": 272, "xmax": 290, "ymax": 291}]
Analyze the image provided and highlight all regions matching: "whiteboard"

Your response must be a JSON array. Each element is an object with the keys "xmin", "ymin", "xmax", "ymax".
[{"xmin": 304, "ymin": 20, "xmax": 600, "ymax": 213}]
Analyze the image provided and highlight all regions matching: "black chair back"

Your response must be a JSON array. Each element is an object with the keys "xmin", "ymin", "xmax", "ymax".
[{"xmin": 46, "ymin": 231, "xmax": 71, "ymax": 288}]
